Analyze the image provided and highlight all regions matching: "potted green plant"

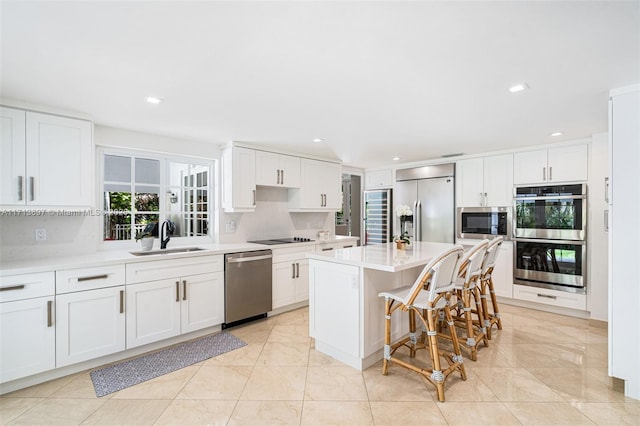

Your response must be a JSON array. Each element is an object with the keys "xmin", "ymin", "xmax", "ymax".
[
  {"xmin": 135, "ymin": 230, "xmax": 154, "ymax": 251},
  {"xmin": 395, "ymin": 231, "xmax": 411, "ymax": 250}
]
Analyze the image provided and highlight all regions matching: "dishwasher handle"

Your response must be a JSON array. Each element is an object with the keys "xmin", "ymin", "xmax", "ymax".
[{"xmin": 226, "ymin": 254, "xmax": 273, "ymax": 263}]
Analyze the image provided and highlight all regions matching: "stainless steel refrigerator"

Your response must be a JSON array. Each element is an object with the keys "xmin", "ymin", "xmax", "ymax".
[
  {"xmin": 395, "ymin": 164, "xmax": 455, "ymax": 243},
  {"xmin": 363, "ymin": 189, "xmax": 392, "ymax": 245}
]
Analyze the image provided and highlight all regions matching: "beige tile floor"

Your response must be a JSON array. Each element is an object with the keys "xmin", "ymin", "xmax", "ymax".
[{"xmin": 1, "ymin": 304, "xmax": 639, "ymax": 425}]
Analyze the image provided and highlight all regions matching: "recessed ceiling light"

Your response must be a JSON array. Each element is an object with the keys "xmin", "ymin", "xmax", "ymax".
[
  {"xmin": 550, "ymin": 132, "xmax": 563, "ymax": 137},
  {"xmin": 392, "ymin": 157, "xmax": 400, "ymax": 161},
  {"xmin": 508, "ymin": 83, "xmax": 529, "ymax": 93},
  {"xmin": 146, "ymin": 96, "xmax": 163, "ymax": 104},
  {"xmin": 313, "ymin": 138, "xmax": 324, "ymax": 143}
]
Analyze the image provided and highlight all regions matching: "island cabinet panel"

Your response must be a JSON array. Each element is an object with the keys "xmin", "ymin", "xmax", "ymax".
[
  {"xmin": 309, "ymin": 262, "xmax": 360, "ymax": 358},
  {"xmin": 362, "ymin": 267, "xmax": 418, "ymax": 358}
]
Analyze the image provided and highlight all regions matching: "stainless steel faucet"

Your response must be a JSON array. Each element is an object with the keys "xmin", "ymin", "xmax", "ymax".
[{"xmin": 160, "ymin": 220, "xmax": 175, "ymax": 249}]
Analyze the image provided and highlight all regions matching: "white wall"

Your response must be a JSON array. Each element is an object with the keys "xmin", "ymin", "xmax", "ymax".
[{"xmin": 94, "ymin": 125, "xmax": 219, "ymax": 159}]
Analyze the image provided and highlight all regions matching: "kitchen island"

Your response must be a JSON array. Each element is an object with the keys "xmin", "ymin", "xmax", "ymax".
[{"xmin": 308, "ymin": 241, "xmax": 457, "ymax": 370}]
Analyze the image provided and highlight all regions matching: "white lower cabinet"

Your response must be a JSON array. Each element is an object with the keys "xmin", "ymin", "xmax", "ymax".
[
  {"xmin": 272, "ymin": 246, "xmax": 315, "ymax": 310},
  {"xmin": 55, "ymin": 265, "xmax": 126, "ymax": 367},
  {"xmin": 513, "ymin": 285, "xmax": 586, "ymax": 311},
  {"xmin": 181, "ymin": 272, "xmax": 224, "ymax": 334},
  {"xmin": 56, "ymin": 286, "xmax": 126, "ymax": 367},
  {"xmin": 0, "ymin": 272, "xmax": 55, "ymax": 383},
  {"xmin": 125, "ymin": 255, "xmax": 224, "ymax": 349},
  {"xmin": 126, "ymin": 279, "xmax": 182, "ymax": 348}
]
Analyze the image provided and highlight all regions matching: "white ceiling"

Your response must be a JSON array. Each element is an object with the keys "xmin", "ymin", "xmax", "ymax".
[{"xmin": 1, "ymin": 1, "xmax": 638, "ymax": 168}]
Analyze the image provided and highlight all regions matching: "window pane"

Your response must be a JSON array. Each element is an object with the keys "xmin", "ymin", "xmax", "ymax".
[
  {"xmin": 103, "ymin": 191, "xmax": 132, "ymax": 240},
  {"xmin": 135, "ymin": 158, "xmax": 160, "ymax": 184},
  {"xmin": 105, "ymin": 155, "xmax": 131, "ymax": 182},
  {"xmin": 135, "ymin": 193, "xmax": 160, "ymax": 212},
  {"xmin": 135, "ymin": 215, "xmax": 159, "ymax": 238},
  {"xmin": 135, "ymin": 184, "xmax": 160, "ymax": 194},
  {"xmin": 104, "ymin": 183, "xmax": 131, "ymax": 192}
]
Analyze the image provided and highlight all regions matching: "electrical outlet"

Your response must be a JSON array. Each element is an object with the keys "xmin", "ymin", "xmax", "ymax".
[{"xmin": 35, "ymin": 228, "xmax": 47, "ymax": 241}]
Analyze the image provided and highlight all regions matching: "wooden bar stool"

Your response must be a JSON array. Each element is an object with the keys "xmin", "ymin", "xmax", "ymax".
[
  {"xmin": 480, "ymin": 236, "xmax": 504, "ymax": 339},
  {"xmin": 449, "ymin": 239, "xmax": 489, "ymax": 361},
  {"xmin": 378, "ymin": 245, "xmax": 466, "ymax": 402}
]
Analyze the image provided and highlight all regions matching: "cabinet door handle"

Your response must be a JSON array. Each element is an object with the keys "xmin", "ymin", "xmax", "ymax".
[
  {"xmin": 542, "ymin": 167, "xmax": 546, "ymax": 182},
  {"xmin": 281, "ymin": 169, "xmax": 284, "ymax": 185},
  {"xmin": 536, "ymin": 293, "xmax": 557, "ymax": 300},
  {"xmin": 604, "ymin": 209, "xmax": 609, "ymax": 233},
  {"xmin": 321, "ymin": 247, "xmax": 333, "ymax": 252},
  {"xmin": 343, "ymin": 245, "xmax": 353, "ymax": 248},
  {"xmin": 17, "ymin": 176, "xmax": 24, "ymax": 201},
  {"xmin": 296, "ymin": 262, "xmax": 300, "ymax": 278},
  {"xmin": 604, "ymin": 177, "xmax": 610, "ymax": 203},
  {"xmin": 77, "ymin": 274, "xmax": 108, "ymax": 282},
  {"xmin": 253, "ymin": 190, "xmax": 256, "ymax": 206},
  {"xmin": 0, "ymin": 284, "xmax": 25, "ymax": 292},
  {"xmin": 549, "ymin": 166, "xmax": 553, "ymax": 181},
  {"xmin": 277, "ymin": 169, "xmax": 281, "ymax": 185},
  {"xmin": 292, "ymin": 263, "xmax": 296, "ymax": 279},
  {"xmin": 320, "ymin": 193, "xmax": 324, "ymax": 207},
  {"xmin": 182, "ymin": 280, "xmax": 187, "ymax": 301},
  {"xmin": 29, "ymin": 176, "xmax": 35, "ymax": 201},
  {"xmin": 47, "ymin": 300, "xmax": 53, "ymax": 327},
  {"xmin": 119, "ymin": 290, "xmax": 125, "ymax": 313},
  {"xmin": 176, "ymin": 281, "xmax": 180, "ymax": 302}
]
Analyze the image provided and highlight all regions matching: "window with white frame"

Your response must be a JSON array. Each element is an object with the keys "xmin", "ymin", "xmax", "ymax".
[{"xmin": 101, "ymin": 149, "xmax": 213, "ymax": 242}]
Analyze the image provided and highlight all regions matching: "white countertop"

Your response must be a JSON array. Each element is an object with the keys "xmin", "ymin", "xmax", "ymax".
[
  {"xmin": 308, "ymin": 241, "xmax": 459, "ymax": 272},
  {"xmin": 0, "ymin": 243, "xmax": 268, "ymax": 276},
  {"xmin": 0, "ymin": 236, "xmax": 360, "ymax": 276}
]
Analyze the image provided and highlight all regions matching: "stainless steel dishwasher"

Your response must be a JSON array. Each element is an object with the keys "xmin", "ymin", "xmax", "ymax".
[{"xmin": 223, "ymin": 249, "xmax": 273, "ymax": 329}]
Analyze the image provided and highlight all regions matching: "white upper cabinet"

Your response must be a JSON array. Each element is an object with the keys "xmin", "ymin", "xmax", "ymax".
[
  {"xmin": 1, "ymin": 107, "xmax": 93, "ymax": 207},
  {"xmin": 457, "ymin": 154, "xmax": 513, "ymax": 207},
  {"xmin": 364, "ymin": 169, "xmax": 393, "ymax": 189},
  {"xmin": 289, "ymin": 159, "xmax": 341, "ymax": 211},
  {"xmin": 222, "ymin": 146, "xmax": 256, "ymax": 212},
  {"xmin": 255, "ymin": 151, "xmax": 301, "ymax": 188},
  {"xmin": 513, "ymin": 144, "xmax": 587, "ymax": 185}
]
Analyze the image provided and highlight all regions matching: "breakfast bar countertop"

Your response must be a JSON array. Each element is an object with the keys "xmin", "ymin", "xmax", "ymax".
[{"xmin": 307, "ymin": 241, "xmax": 458, "ymax": 273}]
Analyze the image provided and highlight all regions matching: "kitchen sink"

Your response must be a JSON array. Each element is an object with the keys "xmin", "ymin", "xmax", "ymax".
[{"xmin": 130, "ymin": 247, "xmax": 206, "ymax": 256}]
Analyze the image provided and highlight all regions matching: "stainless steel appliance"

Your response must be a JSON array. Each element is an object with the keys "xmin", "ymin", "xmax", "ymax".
[
  {"xmin": 457, "ymin": 206, "xmax": 512, "ymax": 240},
  {"xmin": 395, "ymin": 164, "xmax": 455, "ymax": 243},
  {"xmin": 223, "ymin": 249, "xmax": 273, "ymax": 328},
  {"xmin": 513, "ymin": 183, "xmax": 588, "ymax": 293},
  {"xmin": 513, "ymin": 239, "xmax": 586, "ymax": 293},
  {"xmin": 363, "ymin": 189, "xmax": 392, "ymax": 245},
  {"xmin": 513, "ymin": 184, "xmax": 587, "ymax": 240}
]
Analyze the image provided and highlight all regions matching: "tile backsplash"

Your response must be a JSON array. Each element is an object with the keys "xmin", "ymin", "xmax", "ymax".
[
  {"xmin": 218, "ymin": 186, "xmax": 334, "ymax": 243},
  {"xmin": 0, "ymin": 187, "xmax": 334, "ymax": 262},
  {"xmin": 0, "ymin": 215, "xmax": 100, "ymax": 262}
]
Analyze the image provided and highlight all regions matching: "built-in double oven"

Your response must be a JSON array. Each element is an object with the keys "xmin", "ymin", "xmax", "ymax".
[{"xmin": 513, "ymin": 183, "xmax": 587, "ymax": 294}]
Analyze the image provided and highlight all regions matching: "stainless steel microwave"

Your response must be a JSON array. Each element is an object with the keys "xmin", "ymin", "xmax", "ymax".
[{"xmin": 457, "ymin": 207, "xmax": 512, "ymax": 240}]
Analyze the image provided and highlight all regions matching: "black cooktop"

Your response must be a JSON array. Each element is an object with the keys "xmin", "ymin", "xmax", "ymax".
[{"xmin": 248, "ymin": 237, "xmax": 314, "ymax": 245}]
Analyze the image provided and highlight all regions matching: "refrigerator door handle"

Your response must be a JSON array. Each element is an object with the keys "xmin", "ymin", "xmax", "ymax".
[{"xmin": 416, "ymin": 200, "xmax": 422, "ymax": 241}]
